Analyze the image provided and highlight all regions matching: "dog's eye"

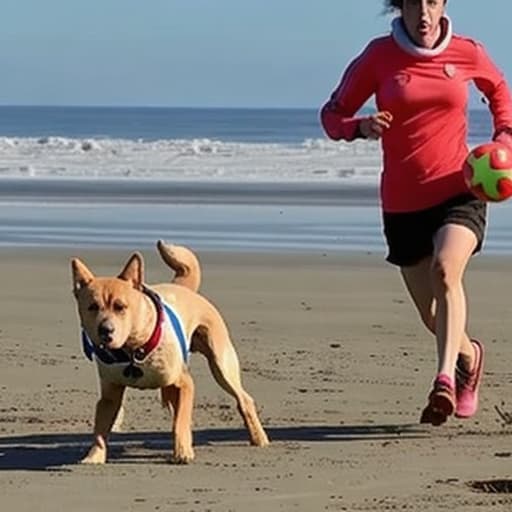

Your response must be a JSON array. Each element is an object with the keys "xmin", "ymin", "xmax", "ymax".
[
  {"xmin": 88, "ymin": 302, "xmax": 100, "ymax": 312},
  {"xmin": 113, "ymin": 301, "xmax": 126, "ymax": 313}
]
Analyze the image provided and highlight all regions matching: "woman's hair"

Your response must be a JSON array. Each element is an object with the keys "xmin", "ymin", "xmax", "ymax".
[
  {"xmin": 384, "ymin": 0, "xmax": 447, "ymax": 10},
  {"xmin": 384, "ymin": 0, "xmax": 402, "ymax": 9}
]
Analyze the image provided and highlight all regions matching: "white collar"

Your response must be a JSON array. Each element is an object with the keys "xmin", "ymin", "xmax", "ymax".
[{"xmin": 391, "ymin": 15, "xmax": 452, "ymax": 57}]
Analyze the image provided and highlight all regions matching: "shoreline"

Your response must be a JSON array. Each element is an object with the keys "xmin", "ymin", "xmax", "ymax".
[
  {"xmin": 0, "ymin": 176, "xmax": 380, "ymax": 206},
  {"xmin": 1, "ymin": 183, "xmax": 512, "ymax": 256}
]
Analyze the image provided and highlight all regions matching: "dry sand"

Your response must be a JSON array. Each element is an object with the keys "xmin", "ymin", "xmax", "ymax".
[{"xmin": 0, "ymin": 247, "xmax": 511, "ymax": 511}]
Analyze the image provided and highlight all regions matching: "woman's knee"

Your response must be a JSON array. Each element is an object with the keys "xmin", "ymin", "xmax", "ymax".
[{"xmin": 430, "ymin": 255, "xmax": 464, "ymax": 292}]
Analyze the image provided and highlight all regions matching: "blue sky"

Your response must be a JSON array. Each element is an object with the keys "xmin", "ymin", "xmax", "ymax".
[{"xmin": 1, "ymin": 0, "xmax": 511, "ymax": 108}]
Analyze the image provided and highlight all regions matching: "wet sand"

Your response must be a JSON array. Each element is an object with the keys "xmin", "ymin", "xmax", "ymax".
[{"xmin": 0, "ymin": 247, "xmax": 511, "ymax": 511}]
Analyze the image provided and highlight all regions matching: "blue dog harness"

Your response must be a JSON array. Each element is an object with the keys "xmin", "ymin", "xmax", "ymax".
[{"xmin": 81, "ymin": 286, "xmax": 189, "ymax": 367}]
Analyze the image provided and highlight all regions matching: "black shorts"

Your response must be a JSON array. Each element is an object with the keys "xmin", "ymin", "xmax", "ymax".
[{"xmin": 382, "ymin": 194, "xmax": 487, "ymax": 267}]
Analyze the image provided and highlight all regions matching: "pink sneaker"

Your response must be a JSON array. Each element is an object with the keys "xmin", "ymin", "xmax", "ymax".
[
  {"xmin": 455, "ymin": 339, "xmax": 484, "ymax": 418},
  {"xmin": 420, "ymin": 373, "xmax": 456, "ymax": 426}
]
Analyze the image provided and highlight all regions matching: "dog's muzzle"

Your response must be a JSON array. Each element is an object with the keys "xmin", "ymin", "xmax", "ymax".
[{"xmin": 98, "ymin": 320, "xmax": 115, "ymax": 344}]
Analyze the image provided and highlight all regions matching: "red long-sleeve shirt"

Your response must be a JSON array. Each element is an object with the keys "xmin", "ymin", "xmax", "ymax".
[{"xmin": 321, "ymin": 17, "xmax": 512, "ymax": 212}]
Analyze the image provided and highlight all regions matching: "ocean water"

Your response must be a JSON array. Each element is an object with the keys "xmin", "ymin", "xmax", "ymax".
[
  {"xmin": 0, "ymin": 106, "xmax": 494, "ymax": 183},
  {"xmin": 0, "ymin": 105, "xmax": 508, "ymax": 254},
  {"xmin": 0, "ymin": 106, "xmax": 493, "ymax": 144}
]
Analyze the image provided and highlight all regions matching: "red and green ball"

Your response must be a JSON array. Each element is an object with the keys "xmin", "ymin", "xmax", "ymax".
[{"xmin": 463, "ymin": 142, "xmax": 512, "ymax": 202}]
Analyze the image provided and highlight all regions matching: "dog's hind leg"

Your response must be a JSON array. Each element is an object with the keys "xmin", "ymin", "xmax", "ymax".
[
  {"xmin": 111, "ymin": 404, "xmax": 125, "ymax": 433},
  {"xmin": 198, "ymin": 331, "xmax": 269, "ymax": 447},
  {"xmin": 82, "ymin": 380, "xmax": 125, "ymax": 464},
  {"xmin": 161, "ymin": 371, "xmax": 195, "ymax": 464}
]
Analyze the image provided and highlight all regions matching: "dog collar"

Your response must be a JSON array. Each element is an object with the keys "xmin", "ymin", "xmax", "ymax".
[
  {"xmin": 80, "ymin": 286, "xmax": 189, "ymax": 365},
  {"xmin": 140, "ymin": 286, "xmax": 190, "ymax": 363},
  {"xmin": 132, "ymin": 285, "xmax": 164, "ymax": 362}
]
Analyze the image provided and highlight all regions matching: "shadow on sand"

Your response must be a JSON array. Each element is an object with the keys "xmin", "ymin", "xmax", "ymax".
[{"xmin": 0, "ymin": 423, "xmax": 428, "ymax": 470}]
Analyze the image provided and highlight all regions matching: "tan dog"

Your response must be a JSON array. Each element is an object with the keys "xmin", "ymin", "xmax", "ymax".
[{"xmin": 71, "ymin": 240, "xmax": 269, "ymax": 464}]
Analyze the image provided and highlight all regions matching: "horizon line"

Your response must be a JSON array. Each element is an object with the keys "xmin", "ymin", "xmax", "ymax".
[{"xmin": 0, "ymin": 104, "xmax": 492, "ymax": 112}]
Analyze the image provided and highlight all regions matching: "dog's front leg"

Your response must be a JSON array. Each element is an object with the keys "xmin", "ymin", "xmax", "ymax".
[
  {"xmin": 81, "ymin": 380, "xmax": 125, "ymax": 464},
  {"xmin": 161, "ymin": 371, "xmax": 195, "ymax": 464}
]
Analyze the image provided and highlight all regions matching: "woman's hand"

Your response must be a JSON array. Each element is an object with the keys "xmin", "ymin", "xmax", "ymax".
[
  {"xmin": 359, "ymin": 111, "xmax": 393, "ymax": 140},
  {"xmin": 494, "ymin": 127, "xmax": 512, "ymax": 150}
]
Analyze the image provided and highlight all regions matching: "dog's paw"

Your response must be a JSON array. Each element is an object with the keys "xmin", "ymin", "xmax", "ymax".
[
  {"xmin": 248, "ymin": 425, "xmax": 270, "ymax": 447},
  {"xmin": 171, "ymin": 446, "xmax": 195, "ymax": 464},
  {"xmin": 80, "ymin": 446, "xmax": 107, "ymax": 464},
  {"xmin": 253, "ymin": 434, "xmax": 270, "ymax": 448}
]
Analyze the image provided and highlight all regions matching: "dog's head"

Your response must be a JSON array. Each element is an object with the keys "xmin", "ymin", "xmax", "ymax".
[{"xmin": 71, "ymin": 253, "xmax": 145, "ymax": 350}]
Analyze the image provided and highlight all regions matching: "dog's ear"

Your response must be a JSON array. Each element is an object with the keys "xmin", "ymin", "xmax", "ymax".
[
  {"xmin": 71, "ymin": 258, "xmax": 95, "ymax": 297},
  {"xmin": 118, "ymin": 252, "xmax": 144, "ymax": 289}
]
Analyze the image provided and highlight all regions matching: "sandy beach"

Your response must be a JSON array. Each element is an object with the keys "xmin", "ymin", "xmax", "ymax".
[{"xmin": 0, "ymin": 246, "xmax": 511, "ymax": 511}]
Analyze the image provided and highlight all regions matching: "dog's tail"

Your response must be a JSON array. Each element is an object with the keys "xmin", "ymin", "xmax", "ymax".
[{"xmin": 156, "ymin": 240, "xmax": 201, "ymax": 292}]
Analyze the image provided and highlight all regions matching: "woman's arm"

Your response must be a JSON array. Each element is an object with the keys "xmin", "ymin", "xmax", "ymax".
[
  {"xmin": 320, "ymin": 42, "xmax": 378, "ymax": 141},
  {"xmin": 473, "ymin": 42, "xmax": 512, "ymax": 143}
]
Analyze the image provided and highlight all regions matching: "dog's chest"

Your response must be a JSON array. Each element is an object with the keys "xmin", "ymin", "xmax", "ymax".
[{"xmin": 96, "ymin": 338, "xmax": 183, "ymax": 389}]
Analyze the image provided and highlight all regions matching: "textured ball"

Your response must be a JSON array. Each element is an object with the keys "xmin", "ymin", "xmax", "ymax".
[{"xmin": 463, "ymin": 142, "xmax": 512, "ymax": 202}]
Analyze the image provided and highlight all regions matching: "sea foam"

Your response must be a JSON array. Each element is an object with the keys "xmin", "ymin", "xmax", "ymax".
[{"xmin": 0, "ymin": 136, "xmax": 382, "ymax": 183}]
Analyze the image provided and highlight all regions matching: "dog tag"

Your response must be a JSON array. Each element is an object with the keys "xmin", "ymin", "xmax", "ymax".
[
  {"xmin": 123, "ymin": 364, "xmax": 144, "ymax": 379},
  {"xmin": 132, "ymin": 347, "xmax": 147, "ymax": 364}
]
